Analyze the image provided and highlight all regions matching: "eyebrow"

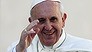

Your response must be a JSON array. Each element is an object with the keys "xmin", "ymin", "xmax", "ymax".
[{"xmin": 50, "ymin": 16, "xmax": 57, "ymax": 19}]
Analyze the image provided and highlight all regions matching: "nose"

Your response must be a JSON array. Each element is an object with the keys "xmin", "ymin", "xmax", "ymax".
[{"xmin": 44, "ymin": 22, "xmax": 52, "ymax": 30}]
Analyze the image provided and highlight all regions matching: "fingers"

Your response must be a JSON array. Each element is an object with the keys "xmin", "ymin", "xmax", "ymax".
[
  {"xmin": 21, "ymin": 20, "xmax": 39, "ymax": 39},
  {"xmin": 19, "ymin": 20, "xmax": 39, "ymax": 48},
  {"xmin": 27, "ymin": 29, "xmax": 35, "ymax": 34},
  {"xmin": 24, "ymin": 20, "xmax": 39, "ymax": 38},
  {"xmin": 26, "ymin": 20, "xmax": 39, "ymax": 31},
  {"xmin": 33, "ymin": 27, "xmax": 40, "ymax": 34}
]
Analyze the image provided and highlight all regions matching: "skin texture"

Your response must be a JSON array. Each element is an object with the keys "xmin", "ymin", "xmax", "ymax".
[
  {"xmin": 16, "ymin": 1, "xmax": 67, "ymax": 52},
  {"xmin": 30, "ymin": 1, "xmax": 67, "ymax": 46}
]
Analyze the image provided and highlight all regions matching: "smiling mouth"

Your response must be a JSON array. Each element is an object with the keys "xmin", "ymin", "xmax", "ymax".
[
  {"xmin": 42, "ymin": 30, "xmax": 56, "ymax": 39},
  {"xmin": 43, "ymin": 31, "xmax": 55, "ymax": 35}
]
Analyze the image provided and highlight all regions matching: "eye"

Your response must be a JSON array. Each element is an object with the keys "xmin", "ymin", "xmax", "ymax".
[
  {"xmin": 50, "ymin": 16, "xmax": 58, "ymax": 22},
  {"xmin": 38, "ymin": 18, "xmax": 46, "ymax": 24}
]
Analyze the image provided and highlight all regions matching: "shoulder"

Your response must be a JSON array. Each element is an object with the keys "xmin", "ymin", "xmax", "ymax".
[
  {"xmin": 64, "ymin": 33, "xmax": 92, "ymax": 49},
  {"xmin": 68, "ymin": 34, "xmax": 92, "ymax": 43},
  {"xmin": 66, "ymin": 34, "xmax": 92, "ymax": 42}
]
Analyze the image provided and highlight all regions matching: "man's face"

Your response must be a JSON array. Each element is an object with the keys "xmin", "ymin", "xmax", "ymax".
[{"xmin": 31, "ymin": 1, "xmax": 66, "ymax": 46}]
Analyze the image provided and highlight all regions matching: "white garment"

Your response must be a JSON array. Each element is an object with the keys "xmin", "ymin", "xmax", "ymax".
[{"xmin": 7, "ymin": 30, "xmax": 92, "ymax": 52}]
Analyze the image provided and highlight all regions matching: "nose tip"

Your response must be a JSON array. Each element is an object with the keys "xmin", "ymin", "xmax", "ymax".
[{"xmin": 44, "ymin": 24, "xmax": 52, "ymax": 30}]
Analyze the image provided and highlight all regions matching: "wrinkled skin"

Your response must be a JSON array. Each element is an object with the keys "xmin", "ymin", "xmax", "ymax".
[
  {"xmin": 30, "ymin": 1, "xmax": 67, "ymax": 46},
  {"xmin": 16, "ymin": 1, "xmax": 67, "ymax": 52}
]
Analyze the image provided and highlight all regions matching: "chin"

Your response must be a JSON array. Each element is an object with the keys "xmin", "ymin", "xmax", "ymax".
[{"xmin": 44, "ymin": 39, "xmax": 56, "ymax": 46}]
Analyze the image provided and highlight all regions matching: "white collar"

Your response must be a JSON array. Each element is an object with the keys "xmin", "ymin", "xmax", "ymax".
[{"xmin": 38, "ymin": 29, "xmax": 66, "ymax": 52}]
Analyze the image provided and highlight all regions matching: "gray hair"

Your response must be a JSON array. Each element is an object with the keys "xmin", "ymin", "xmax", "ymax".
[{"xmin": 59, "ymin": 2, "xmax": 65, "ymax": 17}]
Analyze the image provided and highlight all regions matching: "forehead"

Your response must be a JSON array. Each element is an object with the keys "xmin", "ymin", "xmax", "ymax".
[{"xmin": 31, "ymin": 1, "xmax": 61, "ymax": 19}]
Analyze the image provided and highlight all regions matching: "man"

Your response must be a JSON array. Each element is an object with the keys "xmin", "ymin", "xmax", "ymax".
[{"xmin": 8, "ymin": 0, "xmax": 92, "ymax": 52}]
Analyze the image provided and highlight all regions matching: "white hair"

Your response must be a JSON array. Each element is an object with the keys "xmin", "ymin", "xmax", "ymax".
[{"xmin": 59, "ymin": 2, "xmax": 65, "ymax": 17}]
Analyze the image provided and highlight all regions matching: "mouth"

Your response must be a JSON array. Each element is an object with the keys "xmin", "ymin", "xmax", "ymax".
[{"xmin": 42, "ymin": 30, "xmax": 56, "ymax": 39}]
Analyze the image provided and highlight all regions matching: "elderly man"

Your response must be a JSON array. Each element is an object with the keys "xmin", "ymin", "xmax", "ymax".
[{"xmin": 8, "ymin": 0, "xmax": 92, "ymax": 52}]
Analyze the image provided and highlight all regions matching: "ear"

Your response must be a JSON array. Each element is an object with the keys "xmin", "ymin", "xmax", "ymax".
[
  {"xmin": 62, "ymin": 13, "xmax": 67, "ymax": 22},
  {"xmin": 62, "ymin": 13, "xmax": 67, "ymax": 28},
  {"xmin": 28, "ymin": 17, "xmax": 32, "ymax": 23}
]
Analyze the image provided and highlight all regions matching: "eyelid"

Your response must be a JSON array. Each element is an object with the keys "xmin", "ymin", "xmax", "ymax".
[
  {"xmin": 38, "ymin": 18, "xmax": 46, "ymax": 23},
  {"xmin": 50, "ymin": 16, "xmax": 57, "ymax": 20}
]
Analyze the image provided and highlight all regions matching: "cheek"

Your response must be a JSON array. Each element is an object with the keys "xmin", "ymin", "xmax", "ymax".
[
  {"xmin": 37, "ymin": 24, "xmax": 44, "ymax": 37},
  {"xmin": 58, "ymin": 20, "xmax": 64, "ymax": 28},
  {"xmin": 54, "ymin": 22, "xmax": 63, "ymax": 30},
  {"xmin": 38, "ymin": 24, "xmax": 44, "ymax": 32},
  {"xmin": 54, "ymin": 22, "xmax": 63, "ymax": 34}
]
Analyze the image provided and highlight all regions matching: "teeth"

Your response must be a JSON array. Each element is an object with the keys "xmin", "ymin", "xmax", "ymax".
[
  {"xmin": 43, "ymin": 32, "xmax": 54, "ymax": 35},
  {"xmin": 48, "ymin": 32, "xmax": 53, "ymax": 34},
  {"xmin": 42, "ymin": 29, "xmax": 55, "ymax": 35},
  {"xmin": 46, "ymin": 33, "xmax": 52, "ymax": 35}
]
